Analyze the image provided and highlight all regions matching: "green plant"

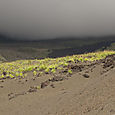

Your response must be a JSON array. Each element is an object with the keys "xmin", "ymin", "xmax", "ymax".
[
  {"xmin": 33, "ymin": 71, "xmax": 37, "ymax": 76},
  {"xmin": 68, "ymin": 69, "xmax": 72, "ymax": 74},
  {"xmin": 51, "ymin": 69, "xmax": 56, "ymax": 73},
  {"xmin": 9, "ymin": 74, "xmax": 14, "ymax": 79},
  {"xmin": 0, "ymin": 74, "xmax": 4, "ymax": 79}
]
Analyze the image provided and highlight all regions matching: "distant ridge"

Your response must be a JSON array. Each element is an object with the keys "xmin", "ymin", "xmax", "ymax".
[
  {"xmin": 0, "ymin": 34, "xmax": 14, "ymax": 43},
  {"xmin": 0, "ymin": 33, "xmax": 115, "ymax": 42},
  {"xmin": 0, "ymin": 34, "xmax": 115, "ymax": 61}
]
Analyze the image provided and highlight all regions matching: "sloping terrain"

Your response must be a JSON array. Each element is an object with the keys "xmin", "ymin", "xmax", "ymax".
[
  {"xmin": 0, "ymin": 51, "xmax": 115, "ymax": 115},
  {"xmin": 107, "ymin": 43, "xmax": 115, "ymax": 51},
  {"xmin": 0, "ymin": 36, "xmax": 115, "ymax": 61},
  {"xmin": 0, "ymin": 47, "xmax": 49, "ymax": 61}
]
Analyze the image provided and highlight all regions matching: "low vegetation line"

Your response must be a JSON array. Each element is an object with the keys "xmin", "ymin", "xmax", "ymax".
[{"xmin": 0, "ymin": 51, "xmax": 115, "ymax": 80}]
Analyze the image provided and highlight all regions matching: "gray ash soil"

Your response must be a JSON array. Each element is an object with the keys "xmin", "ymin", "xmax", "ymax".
[{"xmin": 0, "ymin": 55, "xmax": 115, "ymax": 115}]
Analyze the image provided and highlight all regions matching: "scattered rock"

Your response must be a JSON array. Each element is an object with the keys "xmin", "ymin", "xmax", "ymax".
[
  {"xmin": 8, "ymin": 92, "xmax": 26, "ymax": 100},
  {"xmin": 103, "ymin": 55, "xmax": 115, "ymax": 69},
  {"xmin": 25, "ymin": 79, "xmax": 28, "ymax": 82},
  {"xmin": 28, "ymin": 86, "xmax": 37, "ymax": 93},
  {"xmin": 41, "ymin": 80, "xmax": 50, "ymax": 88},
  {"xmin": 18, "ymin": 80, "xmax": 21, "ymax": 82},
  {"xmin": 91, "ymin": 69, "xmax": 93, "ymax": 72},
  {"xmin": 8, "ymin": 93, "xmax": 15, "ymax": 100},
  {"xmin": 85, "ymin": 71, "xmax": 89, "ymax": 73},
  {"xmin": 32, "ymin": 78, "xmax": 35, "ymax": 81},
  {"xmin": 110, "ymin": 109, "xmax": 115, "ymax": 113},
  {"xmin": 68, "ymin": 65, "xmax": 84, "ymax": 72},
  {"xmin": 0, "ymin": 80, "xmax": 4, "ymax": 82},
  {"xmin": 83, "ymin": 74, "xmax": 90, "ymax": 78},
  {"xmin": 51, "ymin": 76, "xmax": 64, "ymax": 82},
  {"xmin": 66, "ymin": 74, "xmax": 71, "ymax": 78},
  {"xmin": 50, "ymin": 84, "xmax": 55, "ymax": 88},
  {"xmin": 37, "ymin": 73, "xmax": 40, "ymax": 77},
  {"xmin": 62, "ymin": 69, "xmax": 68, "ymax": 73},
  {"xmin": 3, "ymin": 72, "xmax": 7, "ymax": 75},
  {"xmin": 0, "ymin": 86, "xmax": 4, "ymax": 88}
]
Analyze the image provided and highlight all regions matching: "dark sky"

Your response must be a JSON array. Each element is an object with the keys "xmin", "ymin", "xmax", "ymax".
[{"xmin": 0, "ymin": 0, "xmax": 115, "ymax": 40}]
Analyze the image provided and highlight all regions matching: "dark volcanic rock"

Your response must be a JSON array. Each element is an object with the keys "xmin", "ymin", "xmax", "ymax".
[
  {"xmin": 50, "ymin": 84, "xmax": 55, "ymax": 88},
  {"xmin": 103, "ymin": 54, "xmax": 115, "ymax": 68},
  {"xmin": 68, "ymin": 64, "xmax": 84, "ymax": 72},
  {"xmin": 83, "ymin": 74, "xmax": 90, "ymax": 78},
  {"xmin": 3, "ymin": 72, "xmax": 7, "ymax": 75},
  {"xmin": 41, "ymin": 80, "xmax": 50, "ymax": 88},
  {"xmin": 50, "ymin": 76, "xmax": 64, "ymax": 82},
  {"xmin": 28, "ymin": 86, "xmax": 37, "ymax": 93}
]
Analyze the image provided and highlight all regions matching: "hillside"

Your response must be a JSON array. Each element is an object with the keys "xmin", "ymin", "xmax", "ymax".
[
  {"xmin": 106, "ymin": 43, "xmax": 115, "ymax": 51},
  {"xmin": 0, "ymin": 51, "xmax": 115, "ymax": 115},
  {"xmin": 0, "ymin": 36, "xmax": 115, "ymax": 61}
]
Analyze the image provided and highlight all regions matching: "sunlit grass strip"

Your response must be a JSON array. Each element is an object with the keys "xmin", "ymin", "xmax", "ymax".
[{"xmin": 0, "ymin": 51, "xmax": 115, "ymax": 79}]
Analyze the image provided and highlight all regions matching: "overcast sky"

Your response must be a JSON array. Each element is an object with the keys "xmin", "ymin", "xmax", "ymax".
[{"xmin": 0, "ymin": 0, "xmax": 115, "ymax": 39}]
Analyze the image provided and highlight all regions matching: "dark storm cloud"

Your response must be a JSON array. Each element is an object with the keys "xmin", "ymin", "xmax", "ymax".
[{"xmin": 0, "ymin": 0, "xmax": 115, "ymax": 39}]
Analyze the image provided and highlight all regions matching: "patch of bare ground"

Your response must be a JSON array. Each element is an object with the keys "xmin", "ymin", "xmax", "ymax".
[{"xmin": 0, "ymin": 55, "xmax": 115, "ymax": 115}]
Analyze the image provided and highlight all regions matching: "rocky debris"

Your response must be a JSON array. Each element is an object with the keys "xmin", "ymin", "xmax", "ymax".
[
  {"xmin": 0, "ymin": 86, "xmax": 4, "ymax": 88},
  {"xmin": 50, "ymin": 84, "xmax": 55, "ymax": 88},
  {"xmin": 98, "ymin": 55, "xmax": 115, "ymax": 75},
  {"xmin": 61, "ymin": 69, "xmax": 68, "ymax": 73},
  {"xmin": 85, "ymin": 71, "xmax": 89, "ymax": 73},
  {"xmin": 68, "ymin": 64, "xmax": 84, "ymax": 72},
  {"xmin": 0, "ymin": 76, "xmax": 10, "ymax": 80},
  {"xmin": 36, "ymin": 73, "xmax": 40, "ymax": 77},
  {"xmin": 32, "ymin": 78, "xmax": 36, "ymax": 81},
  {"xmin": 8, "ymin": 93, "xmax": 15, "ymax": 100},
  {"xmin": 0, "ymin": 80, "xmax": 4, "ymax": 82},
  {"xmin": 110, "ymin": 109, "xmax": 115, "ymax": 113},
  {"xmin": 40, "ymin": 75, "xmax": 67, "ymax": 89},
  {"xmin": 66, "ymin": 73, "xmax": 72, "ymax": 78},
  {"xmin": 28, "ymin": 86, "xmax": 37, "ymax": 93},
  {"xmin": 41, "ymin": 80, "xmax": 50, "ymax": 89},
  {"xmin": 103, "ymin": 59, "xmax": 114, "ymax": 68},
  {"xmin": 50, "ymin": 75, "xmax": 65, "ymax": 82},
  {"xmin": 25, "ymin": 79, "xmax": 28, "ymax": 82},
  {"xmin": 103, "ymin": 54, "xmax": 115, "ymax": 69},
  {"xmin": 3, "ymin": 72, "xmax": 7, "ymax": 75},
  {"xmin": 83, "ymin": 74, "xmax": 90, "ymax": 78},
  {"xmin": 8, "ymin": 92, "xmax": 26, "ymax": 100}
]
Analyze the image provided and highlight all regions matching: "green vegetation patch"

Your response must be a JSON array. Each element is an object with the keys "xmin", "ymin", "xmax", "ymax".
[{"xmin": 0, "ymin": 51, "xmax": 115, "ymax": 79}]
